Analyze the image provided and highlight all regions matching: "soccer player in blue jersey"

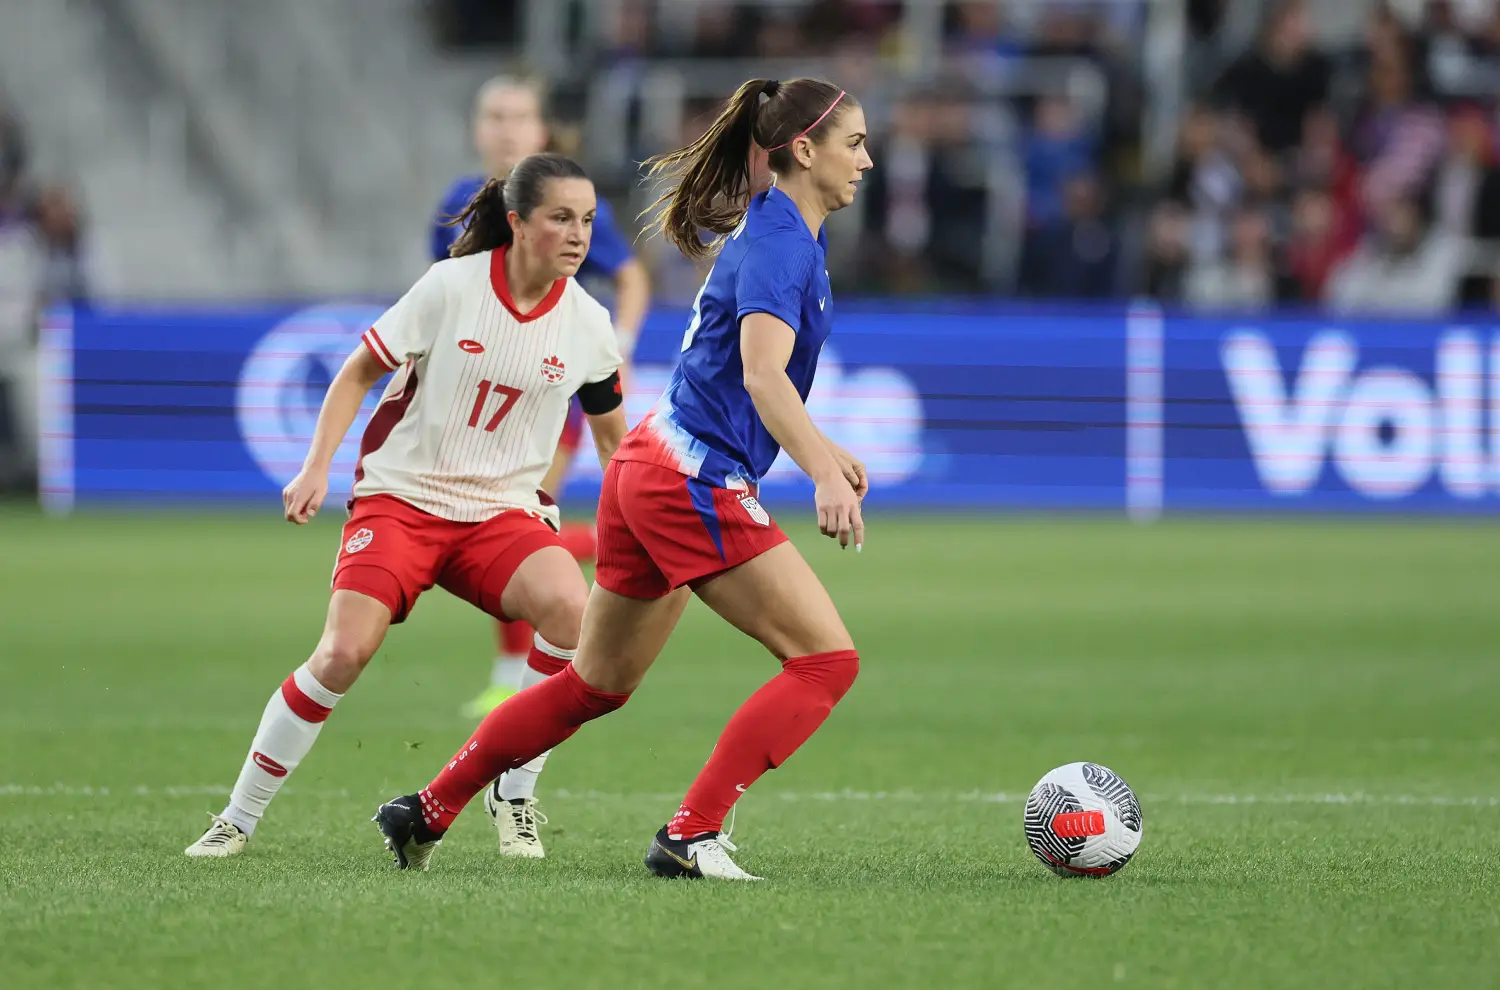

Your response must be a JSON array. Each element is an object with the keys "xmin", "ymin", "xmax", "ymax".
[
  {"xmin": 436, "ymin": 75, "xmax": 653, "ymax": 721},
  {"xmin": 378, "ymin": 77, "xmax": 873, "ymax": 879}
]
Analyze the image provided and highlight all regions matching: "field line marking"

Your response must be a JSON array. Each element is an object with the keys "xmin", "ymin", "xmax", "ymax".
[{"xmin": 2, "ymin": 784, "xmax": 1497, "ymax": 807}]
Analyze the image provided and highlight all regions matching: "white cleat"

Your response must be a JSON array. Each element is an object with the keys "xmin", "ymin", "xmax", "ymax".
[
  {"xmin": 184, "ymin": 814, "xmax": 249, "ymax": 858},
  {"xmin": 484, "ymin": 781, "xmax": 547, "ymax": 859},
  {"xmin": 645, "ymin": 827, "xmax": 763, "ymax": 881}
]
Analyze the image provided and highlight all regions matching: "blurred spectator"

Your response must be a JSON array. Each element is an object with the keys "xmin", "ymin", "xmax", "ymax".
[
  {"xmin": 1186, "ymin": 206, "xmax": 1277, "ymax": 310},
  {"xmin": 1433, "ymin": 103, "xmax": 1500, "ymax": 304},
  {"xmin": 1020, "ymin": 171, "xmax": 1118, "ymax": 298},
  {"xmin": 1326, "ymin": 196, "xmax": 1462, "ymax": 314},
  {"xmin": 1284, "ymin": 187, "xmax": 1349, "ymax": 303},
  {"xmin": 861, "ymin": 86, "xmax": 989, "ymax": 293},
  {"xmin": 1352, "ymin": 34, "xmax": 1446, "ymax": 215},
  {"xmin": 0, "ymin": 111, "xmax": 37, "ymax": 491},
  {"xmin": 1144, "ymin": 201, "xmax": 1190, "ymax": 301},
  {"xmin": 1162, "ymin": 105, "xmax": 1242, "ymax": 263},
  {"xmin": 33, "ymin": 186, "xmax": 90, "ymax": 307},
  {"xmin": 1023, "ymin": 95, "xmax": 1098, "ymax": 228},
  {"xmin": 1212, "ymin": 0, "xmax": 1330, "ymax": 152}
]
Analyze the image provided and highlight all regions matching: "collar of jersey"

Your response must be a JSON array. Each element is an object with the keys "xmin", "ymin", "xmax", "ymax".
[
  {"xmin": 760, "ymin": 187, "xmax": 829, "ymax": 249},
  {"xmin": 490, "ymin": 245, "xmax": 567, "ymax": 323}
]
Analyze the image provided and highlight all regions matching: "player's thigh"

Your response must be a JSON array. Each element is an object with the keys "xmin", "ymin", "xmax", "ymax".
[
  {"xmin": 496, "ymin": 544, "xmax": 589, "ymax": 649},
  {"xmin": 571, "ymin": 584, "xmax": 692, "ymax": 695},
  {"xmin": 332, "ymin": 494, "xmax": 449, "ymax": 624},
  {"xmin": 309, "ymin": 588, "xmax": 394, "ymax": 692},
  {"xmin": 693, "ymin": 541, "xmax": 854, "ymax": 660},
  {"xmin": 437, "ymin": 509, "xmax": 570, "ymax": 624}
]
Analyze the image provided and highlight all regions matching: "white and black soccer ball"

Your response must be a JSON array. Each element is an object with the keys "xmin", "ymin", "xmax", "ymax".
[{"xmin": 1023, "ymin": 762, "xmax": 1143, "ymax": 877}]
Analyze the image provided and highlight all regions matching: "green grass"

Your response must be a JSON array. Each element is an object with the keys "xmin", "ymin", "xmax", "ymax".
[{"xmin": 2, "ymin": 508, "xmax": 1498, "ymax": 988}]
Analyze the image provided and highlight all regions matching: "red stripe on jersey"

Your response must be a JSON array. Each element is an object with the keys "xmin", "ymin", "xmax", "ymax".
[
  {"xmin": 491, "ymin": 245, "xmax": 566, "ymax": 323},
  {"xmin": 362, "ymin": 328, "xmax": 399, "ymax": 370},
  {"xmin": 280, "ymin": 674, "xmax": 333, "ymax": 723},
  {"xmin": 353, "ymin": 368, "xmax": 419, "ymax": 485}
]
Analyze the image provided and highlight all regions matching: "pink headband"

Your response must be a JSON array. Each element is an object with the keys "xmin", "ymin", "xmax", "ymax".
[{"xmin": 765, "ymin": 91, "xmax": 846, "ymax": 152}]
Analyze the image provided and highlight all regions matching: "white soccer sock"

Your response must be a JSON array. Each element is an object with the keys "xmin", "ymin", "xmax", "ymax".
[
  {"xmin": 490, "ymin": 655, "xmax": 527, "ymax": 690},
  {"xmin": 221, "ymin": 663, "xmax": 344, "ymax": 836},
  {"xmin": 496, "ymin": 635, "xmax": 574, "ymax": 802}
]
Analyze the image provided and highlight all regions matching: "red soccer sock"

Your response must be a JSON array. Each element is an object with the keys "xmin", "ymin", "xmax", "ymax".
[
  {"xmin": 499, "ymin": 618, "xmax": 535, "ymax": 657},
  {"xmin": 421, "ymin": 664, "xmax": 629, "ymax": 832},
  {"xmin": 559, "ymin": 522, "xmax": 597, "ymax": 563},
  {"xmin": 669, "ymin": 650, "xmax": 859, "ymax": 838}
]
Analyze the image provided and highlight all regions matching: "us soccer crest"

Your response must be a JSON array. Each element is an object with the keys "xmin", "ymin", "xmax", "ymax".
[{"xmin": 738, "ymin": 494, "xmax": 770, "ymax": 526}]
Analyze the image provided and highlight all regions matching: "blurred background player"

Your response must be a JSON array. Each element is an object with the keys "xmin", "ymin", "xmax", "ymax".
[
  {"xmin": 375, "ymin": 77, "xmax": 872, "ymax": 880},
  {"xmin": 187, "ymin": 154, "xmax": 626, "ymax": 860},
  {"xmin": 434, "ymin": 74, "xmax": 653, "ymax": 718}
]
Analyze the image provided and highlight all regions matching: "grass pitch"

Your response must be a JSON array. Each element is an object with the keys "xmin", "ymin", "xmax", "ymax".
[{"xmin": 1, "ymin": 508, "xmax": 1497, "ymax": 988}]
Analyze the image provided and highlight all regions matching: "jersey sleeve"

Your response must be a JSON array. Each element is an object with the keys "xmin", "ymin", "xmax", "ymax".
[
  {"xmin": 584, "ymin": 302, "xmax": 625, "ymax": 384},
  {"xmin": 363, "ymin": 263, "xmax": 448, "ymax": 371},
  {"xmin": 578, "ymin": 198, "xmax": 634, "ymax": 278},
  {"xmin": 734, "ymin": 232, "xmax": 819, "ymax": 332}
]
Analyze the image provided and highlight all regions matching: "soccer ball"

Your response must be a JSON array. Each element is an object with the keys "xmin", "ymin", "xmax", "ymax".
[{"xmin": 1023, "ymin": 762, "xmax": 1143, "ymax": 877}]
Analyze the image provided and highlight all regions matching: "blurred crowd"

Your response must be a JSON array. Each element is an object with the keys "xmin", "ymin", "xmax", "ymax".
[
  {"xmin": 1150, "ymin": 0, "xmax": 1500, "ymax": 314},
  {"xmin": 0, "ymin": 104, "xmax": 87, "ymax": 491}
]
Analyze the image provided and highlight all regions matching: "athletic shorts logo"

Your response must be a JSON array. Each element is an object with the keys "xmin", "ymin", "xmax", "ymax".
[
  {"xmin": 252, "ymin": 752, "xmax": 288, "ymax": 777},
  {"xmin": 738, "ymin": 494, "xmax": 770, "ymax": 526},
  {"xmin": 458, "ymin": 339, "xmax": 485, "ymax": 354},
  {"xmin": 541, "ymin": 355, "xmax": 566, "ymax": 384},
  {"xmin": 344, "ymin": 527, "xmax": 374, "ymax": 554}
]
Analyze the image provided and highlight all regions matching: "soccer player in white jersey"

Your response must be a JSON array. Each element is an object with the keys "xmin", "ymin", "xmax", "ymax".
[{"xmin": 186, "ymin": 153, "xmax": 626, "ymax": 860}]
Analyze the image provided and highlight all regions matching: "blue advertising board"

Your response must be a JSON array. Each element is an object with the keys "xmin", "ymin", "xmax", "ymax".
[{"xmin": 36, "ymin": 301, "xmax": 1500, "ymax": 515}]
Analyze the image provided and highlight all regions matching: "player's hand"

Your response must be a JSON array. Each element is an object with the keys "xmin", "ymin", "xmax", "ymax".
[
  {"xmin": 827, "ymin": 440, "xmax": 868, "ymax": 500},
  {"xmin": 814, "ymin": 474, "xmax": 865, "ymax": 550},
  {"xmin": 282, "ymin": 468, "xmax": 329, "ymax": 525}
]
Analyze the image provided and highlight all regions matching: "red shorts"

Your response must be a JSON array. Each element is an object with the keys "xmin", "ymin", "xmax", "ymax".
[
  {"xmin": 332, "ymin": 494, "xmax": 563, "ymax": 623},
  {"xmin": 595, "ymin": 459, "xmax": 789, "ymax": 600}
]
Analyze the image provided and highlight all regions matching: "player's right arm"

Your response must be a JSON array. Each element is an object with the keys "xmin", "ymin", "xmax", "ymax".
[
  {"xmin": 282, "ymin": 347, "xmax": 389, "ymax": 524},
  {"xmin": 741, "ymin": 313, "xmax": 863, "ymax": 549},
  {"xmin": 284, "ymin": 263, "xmax": 448, "ymax": 524}
]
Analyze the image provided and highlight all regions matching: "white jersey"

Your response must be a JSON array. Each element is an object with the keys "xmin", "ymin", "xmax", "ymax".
[{"xmin": 352, "ymin": 247, "xmax": 622, "ymax": 525}]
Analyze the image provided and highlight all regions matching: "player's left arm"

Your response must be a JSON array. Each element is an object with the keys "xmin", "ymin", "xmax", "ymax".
[
  {"xmin": 588, "ymin": 200, "xmax": 651, "ymax": 358},
  {"xmin": 577, "ymin": 371, "xmax": 626, "ymax": 469},
  {"xmin": 610, "ymin": 259, "xmax": 651, "ymax": 358}
]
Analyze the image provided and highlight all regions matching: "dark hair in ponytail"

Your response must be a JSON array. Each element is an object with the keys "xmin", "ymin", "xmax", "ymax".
[
  {"xmin": 642, "ymin": 77, "xmax": 853, "ymax": 261},
  {"xmin": 446, "ymin": 152, "xmax": 590, "ymax": 258}
]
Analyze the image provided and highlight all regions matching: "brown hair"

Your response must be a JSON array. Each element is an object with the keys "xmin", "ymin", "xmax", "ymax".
[
  {"xmin": 641, "ymin": 77, "xmax": 851, "ymax": 260},
  {"xmin": 446, "ymin": 152, "xmax": 590, "ymax": 257}
]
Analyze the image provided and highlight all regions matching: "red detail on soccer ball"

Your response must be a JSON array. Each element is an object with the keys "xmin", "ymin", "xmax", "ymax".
[
  {"xmin": 541, "ymin": 355, "xmax": 566, "ymax": 383},
  {"xmin": 1050, "ymin": 810, "xmax": 1107, "ymax": 838},
  {"xmin": 458, "ymin": 339, "xmax": 485, "ymax": 354},
  {"xmin": 252, "ymin": 752, "xmax": 288, "ymax": 777}
]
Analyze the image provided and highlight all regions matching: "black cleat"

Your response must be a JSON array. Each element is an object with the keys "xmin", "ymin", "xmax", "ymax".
[
  {"xmin": 372, "ymin": 794, "xmax": 443, "ymax": 871},
  {"xmin": 644, "ymin": 826, "xmax": 762, "ymax": 880}
]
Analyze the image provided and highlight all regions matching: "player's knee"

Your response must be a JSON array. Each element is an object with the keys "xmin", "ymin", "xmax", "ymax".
[
  {"xmin": 528, "ymin": 586, "xmax": 586, "ymax": 651},
  {"xmin": 784, "ymin": 649, "xmax": 859, "ymax": 704},
  {"xmin": 310, "ymin": 634, "xmax": 377, "ymax": 691}
]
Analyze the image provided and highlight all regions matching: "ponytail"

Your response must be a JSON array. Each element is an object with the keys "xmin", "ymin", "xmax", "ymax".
[
  {"xmin": 641, "ymin": 77, "xmax": 851, "ymax": 262},
  {"xmin": 446, "ymin": 177, "xmax": 511, "ymax": 257}
]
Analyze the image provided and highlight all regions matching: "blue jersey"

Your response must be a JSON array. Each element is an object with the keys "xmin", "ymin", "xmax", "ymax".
[
  {"xmin": 616, "ymin": 187, "xmax": 833, "ymax": 489},
  {"xmin": 431, "ymin": 172, "xmax": 634, "ymax": 277}
]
